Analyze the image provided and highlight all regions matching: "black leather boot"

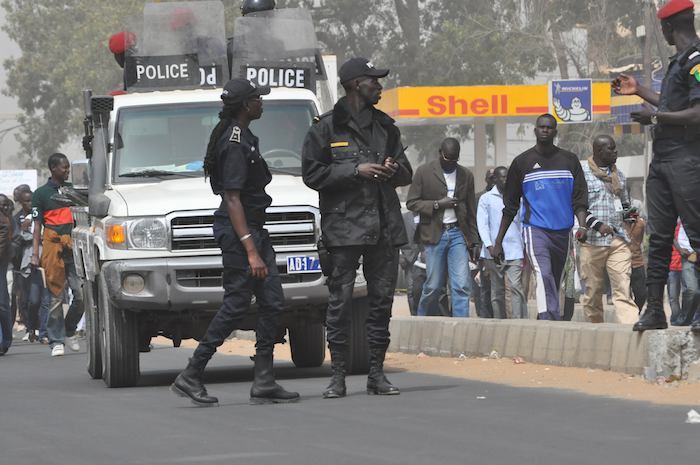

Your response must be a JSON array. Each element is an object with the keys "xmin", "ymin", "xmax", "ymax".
[
  {"xmin": 367, "ymin": 349, "xmax": 400, "ymax": 395},
  {"xmin": 170, "ymin": 361, "xmax": 219, "ymax": 407},
  {"xmin": 633, "ymin": 284, "xmax": 669, "ymax": 332},
  {"xmin": 322, "ymin": 350, "xmax": 347, "ymax": 399},
  {"xmin": 249, "ymin": 353, "xmax": 300, "ymax": 404}
]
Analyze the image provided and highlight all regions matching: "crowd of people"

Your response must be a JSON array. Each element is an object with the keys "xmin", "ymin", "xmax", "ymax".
[
  {"xmin": 0, "ymin": 153, "xmax": 84, "ymax": 357},
  {"xmin": 400, "ymin": 126, "xmax": 670, "ymax": 325}
]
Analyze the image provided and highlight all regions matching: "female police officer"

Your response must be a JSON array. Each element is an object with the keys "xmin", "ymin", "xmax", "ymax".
[{"xmin": 170, "ymin": 78, "xmax": 299, "ymax": 406}]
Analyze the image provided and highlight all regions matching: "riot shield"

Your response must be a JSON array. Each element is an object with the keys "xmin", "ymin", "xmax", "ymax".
[
  {"xmin": 124, "ymin": 1, "xmax": 228, "ymax": 91},
  {"xmin": 230, "ymin": 8, "xmax": 326, "ymax": 93}
]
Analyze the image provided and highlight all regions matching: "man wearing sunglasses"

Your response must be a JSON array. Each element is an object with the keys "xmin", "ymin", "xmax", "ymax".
[{"xmin": 406, "ymin": 137, "xmax": 480, "ymax": 318}]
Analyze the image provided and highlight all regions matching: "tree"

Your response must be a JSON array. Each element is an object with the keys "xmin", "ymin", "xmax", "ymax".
[{"xmin": 1, "ymin": 0, "xmax": 242, "ymax": 168}]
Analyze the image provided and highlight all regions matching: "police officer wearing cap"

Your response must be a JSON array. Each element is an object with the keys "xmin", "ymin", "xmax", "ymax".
[
  {"xmin": 612, "ymin": 0, "xmax": 700, "ymax": 333},
  {"xmin": 302, "ymin": 58, "xmax": 413, "ymax": 398},
  {"xmin": 171, "ymin": 78, "xmax": 299, "ymax": 406}
]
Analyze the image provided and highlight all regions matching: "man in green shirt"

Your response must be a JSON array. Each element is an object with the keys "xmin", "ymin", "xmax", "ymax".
[{"xmin": 31, "ymin": 153, "xmax": 83, "ymax": 357}]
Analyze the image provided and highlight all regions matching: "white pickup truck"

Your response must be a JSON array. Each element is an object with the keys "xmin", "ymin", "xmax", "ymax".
[{"xmin": 73, "ymin": 87, "xmax": 370, "ymax": 387}]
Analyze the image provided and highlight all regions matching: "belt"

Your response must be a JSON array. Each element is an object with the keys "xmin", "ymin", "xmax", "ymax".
[{"xmin": 443, "ymin": 223, "xmax": 459, "ymax": 230}]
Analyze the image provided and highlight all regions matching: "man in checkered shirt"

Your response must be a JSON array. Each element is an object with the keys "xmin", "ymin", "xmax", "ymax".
[{"xmin": 580, "ymin": 135, "xmax": 639, "ymax": 324}]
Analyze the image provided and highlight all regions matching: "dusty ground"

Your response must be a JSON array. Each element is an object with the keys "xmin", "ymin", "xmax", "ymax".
[{"xmin": 167, "ymin": 336, "xmax": 700, "ymax": 407}]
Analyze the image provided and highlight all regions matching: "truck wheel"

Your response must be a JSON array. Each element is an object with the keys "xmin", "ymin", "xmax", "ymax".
[
  {"xmin": 98, "ymin": 273, "xmax": 140, "ymax": 388},
  {"xmin": 84, "ymin": 279, "xmax": 102, "ymax": 379},
  {"xmin": 289, "ymin": 322, "xmax": 325, "ymax": 368},
  {"xmin": 347, "ymin": 297, "xmax": 370, "ymax": 374}
]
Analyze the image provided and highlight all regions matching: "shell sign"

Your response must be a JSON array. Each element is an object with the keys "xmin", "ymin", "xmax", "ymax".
[{"xmin": 376, "ymin": 82, "xmax": 611, "ymax": 122}]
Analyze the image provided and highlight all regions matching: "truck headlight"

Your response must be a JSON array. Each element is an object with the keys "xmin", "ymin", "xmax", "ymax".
[
  {"xmin": 105, "ymin": 217, "xmax": 168, "ymax": 250},
  {"xmin": 130, "ymin": 218, "xmax": 168, "ymax": 249}
]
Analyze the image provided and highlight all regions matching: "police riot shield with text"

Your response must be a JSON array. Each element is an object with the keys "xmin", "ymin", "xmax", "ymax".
[
  {"xmin": 230, "ymin": 8, "xmax": 326, "ymax": 93},
  {"xmin": 124, "ymin": 1, "xmax": 228, "ymax": 91}
]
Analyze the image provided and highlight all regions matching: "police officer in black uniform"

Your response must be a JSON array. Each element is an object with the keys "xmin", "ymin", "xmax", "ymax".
[
  {"xmin": 171, "ymin": 78, "xmax": 299, "ymax": 406},
  {"xmin": 302, "ymin": 58, "xmax": 413, "ymax": 398},
  {"xmin": 612, "ymin": 0, "xmax": 700, "ymax": 333}
]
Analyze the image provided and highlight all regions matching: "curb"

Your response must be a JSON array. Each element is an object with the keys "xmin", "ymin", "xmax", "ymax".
[{"xmin": 388, "ymin": 317, "xmax": 700, "ymax": 380}]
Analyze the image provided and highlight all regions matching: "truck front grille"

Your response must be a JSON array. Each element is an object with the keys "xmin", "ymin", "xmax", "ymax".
[
  {"xmin": 176, "ymin": 267, "xmax": 322, "ymax": 288},
  {"xmin": 170, "ymin": 207, "xmax": 318, "ymax": 251}
]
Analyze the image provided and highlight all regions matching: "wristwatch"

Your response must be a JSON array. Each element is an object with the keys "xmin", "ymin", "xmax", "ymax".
[
  {"xmin": 433, "ymin": 201, "xmax": 439, "ymax": 210},
  {"xmin": 650, "ymin": 111, "xmax": 658, "ymax": 125}
]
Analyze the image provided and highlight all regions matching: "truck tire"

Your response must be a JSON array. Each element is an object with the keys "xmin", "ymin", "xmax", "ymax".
[
  {"xmin": 84, "ymin": 279, "xmax": 102, "ymax": 379},
  {"xmin": 98, "ymin": 273, "xmax": 140, "ymax": 388},
  {"xmin": 347, "ymin": 297, "xmax": 370, "ymax": 374},
  {"xmin": 289, "ymin": 322, "xmax": 325, "ymax": 368}
]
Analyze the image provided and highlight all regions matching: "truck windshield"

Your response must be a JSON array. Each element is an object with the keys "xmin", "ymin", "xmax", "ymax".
[{"xmin": 114, "ymin": 100, "xmax": 315, "ymax": 182}]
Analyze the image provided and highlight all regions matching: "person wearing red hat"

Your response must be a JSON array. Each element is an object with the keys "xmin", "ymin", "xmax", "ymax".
[
  {"xmin": 611, "ymin": 0, "xmax": 700, "ymax": 333},
  {"xmin": 108, "ymin": 31, "xmax": 136, "ymax": 69}
]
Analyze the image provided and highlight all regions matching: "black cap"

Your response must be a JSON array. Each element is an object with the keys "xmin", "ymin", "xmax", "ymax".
[
  {"xmin": 241, "ymin": 0, "xmax": 276, "ymax": 16},
  {"xmin": 338, "ymin": 57, "xmax": 389, "ymax": 84},
  {"xmin": 220, "ymin": 78, "xmax": 271, "ymax": 102}
]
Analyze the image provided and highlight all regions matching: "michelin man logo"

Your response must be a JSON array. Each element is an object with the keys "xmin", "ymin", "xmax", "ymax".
[{"xmin": 553, "ymin": 97, "xmax": 590, "ymax": 122}]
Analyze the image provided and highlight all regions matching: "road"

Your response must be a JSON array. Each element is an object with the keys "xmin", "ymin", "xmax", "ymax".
[{"xmin": 1, "ymin": 340, "xmax": 698, "ymax": 465}]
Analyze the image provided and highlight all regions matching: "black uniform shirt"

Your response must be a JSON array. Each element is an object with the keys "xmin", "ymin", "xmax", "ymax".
[
  {"xmin": 654, "ymin": 39, "xmax": 700, "ymax": 154},
  {"xmin": 211, "ymin": 121, "xmax": 272, "ymax": 224}
]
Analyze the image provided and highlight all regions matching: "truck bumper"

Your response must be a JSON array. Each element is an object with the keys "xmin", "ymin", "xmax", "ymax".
[{"xmin": 100, "ymin": 254, "xmax": 366, "ymax": 312}]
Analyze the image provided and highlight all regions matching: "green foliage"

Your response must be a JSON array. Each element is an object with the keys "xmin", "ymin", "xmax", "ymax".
[
  {"xmin": 2, "ymin": 1, "xmax": 142, "ymax": 167},
  {"xmin": 2, "ymin": 0, "xmax": 653, "ymax": 167},
  {"xmin": 1, "ymin": 0, "xmax": 241, "ymax": 168}
]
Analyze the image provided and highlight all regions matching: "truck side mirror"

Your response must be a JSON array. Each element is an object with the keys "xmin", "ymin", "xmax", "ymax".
[{"xmin": 71, "ymin": 159, "xmax": 90, "ymax": 193}]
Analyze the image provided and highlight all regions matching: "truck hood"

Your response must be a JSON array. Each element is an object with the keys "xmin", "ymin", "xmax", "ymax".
[{"xmin": 111, "ymin": 175, "xmax": 319, "ymax": 217}]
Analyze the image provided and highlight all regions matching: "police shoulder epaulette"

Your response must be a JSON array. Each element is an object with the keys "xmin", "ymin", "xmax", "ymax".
[
  {"xmin": 313, "ymin": 110, "xmax": 333, "ymax": 124},
  {"xmin": 229, "ymin": 125, "xmax": 242, "ymax": 143}
]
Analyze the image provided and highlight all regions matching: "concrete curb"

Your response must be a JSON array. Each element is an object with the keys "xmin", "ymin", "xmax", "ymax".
[{"xmin": 388, "ymin": 317, "xmax": 700, "ymax": 380}]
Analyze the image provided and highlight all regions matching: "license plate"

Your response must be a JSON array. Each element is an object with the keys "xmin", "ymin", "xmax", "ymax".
[{"xmin": 286, "ymin": 255, "xmax": 321, "ymax": 274}]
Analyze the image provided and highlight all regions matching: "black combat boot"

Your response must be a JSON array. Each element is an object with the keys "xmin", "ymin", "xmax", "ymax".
[
  {"xmin": 322, "ymin": 350, "xmax": 347, "ymax": 399},
  {"xmin": 170, "ymin": 361, "xmax": 219, "ymax": 407},
  {"xmin": 249, "ymin": 353, "xmax": 300, "ymax": 404},
  {"xmin": 367, "ymin": 348, "xmax": 400, "ymax": 395},
  {"xmin": 633, "ymin": 284, "xmax": 669, "ymax": 332}
]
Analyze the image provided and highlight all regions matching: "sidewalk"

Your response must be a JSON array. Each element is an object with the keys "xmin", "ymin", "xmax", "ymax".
[{"xmin": 389, "ymin": 294, "xmax": 700, "ymax": 382}]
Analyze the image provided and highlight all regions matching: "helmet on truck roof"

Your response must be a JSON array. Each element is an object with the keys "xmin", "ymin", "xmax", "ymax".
[{"xmin": 241, "ymin": 0, "xmax": 275, "ymax": 16}]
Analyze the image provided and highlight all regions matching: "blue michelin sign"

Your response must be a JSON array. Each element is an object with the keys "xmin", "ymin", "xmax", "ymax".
[{"xmin": 549, "ymin": 79, "xmax": 592, "ymax": 123}]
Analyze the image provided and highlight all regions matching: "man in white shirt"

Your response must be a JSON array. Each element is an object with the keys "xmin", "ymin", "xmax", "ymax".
[
  {"xmin": 477, "ymin": 166, "xmax": 527, "ymax": 318},
  {"xmin": 676, "ymin": 222, "xmax": 699, "ymax": 329}
]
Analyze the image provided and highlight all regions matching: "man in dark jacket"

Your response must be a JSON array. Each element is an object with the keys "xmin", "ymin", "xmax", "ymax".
[
  {"xmin": 302, "ymin": 57, "xmax": 412, "ymax": 399},
  {"xmin": 406, "ymin": 138, "xmax": 480, "ymax": 317},
  {"xmin": 0, "ymin": 195, "xmax": 13, "ymax": 355}
]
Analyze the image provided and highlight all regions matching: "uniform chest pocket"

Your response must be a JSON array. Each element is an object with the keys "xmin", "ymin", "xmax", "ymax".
[{"xmin": 330, "ymin": 146, "xmax": 359, "ymax": 161}]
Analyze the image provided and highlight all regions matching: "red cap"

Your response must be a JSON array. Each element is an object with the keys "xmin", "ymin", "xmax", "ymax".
[
  {"xmin": 170, "ymin": 7, "xmax": 195, "ymax": 30},
  {"xmin": 108, "ymin": 31, "xmax": 136, "ymax": 54},
  {"xmin": 657, "ymin": 0, "xmax": 694, "ymax": 19}
]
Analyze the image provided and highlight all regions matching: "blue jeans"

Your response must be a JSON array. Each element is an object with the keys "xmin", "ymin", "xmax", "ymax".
[
  {"xmin": 681, "ymin": 258, "xmax": 699, "ymax": 324},
  {"xmin": 418, "ymin": 227, "xmax": 472, "ymax": 318},
  {"xmin": 0, "ymin": 262, "xmax": 11, "ymax": 350},
  {"xmin": 47, "ymin": 261, "xmax": 84, "ymax": 347},
  {"xmin": 668, "ymin": 270, "xmax": 684, "ymax": 325},
  {"xmin": 28, "ymin": 270, "xmax": 50, "ymax": 339}
]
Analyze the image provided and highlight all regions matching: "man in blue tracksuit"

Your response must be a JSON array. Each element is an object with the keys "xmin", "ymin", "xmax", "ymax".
[{"xmin": 491, "ymin": 114, "xmax": 589, "ymax": 320}]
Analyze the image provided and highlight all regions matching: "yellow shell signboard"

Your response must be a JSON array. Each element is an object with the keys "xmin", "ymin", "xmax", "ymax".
[{"xmin": 376, "ymin": 82, "xmax": 611, "ymax": 121}]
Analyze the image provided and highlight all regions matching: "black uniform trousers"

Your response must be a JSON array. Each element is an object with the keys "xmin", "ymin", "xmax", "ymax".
[
  {"xmin": 646, "ymin": 145, "xmax": 700, "ymax": 287},
  {"xmin": 326, "ymin": 239, "xmax": 399, "ymax": 352},
  {"xmin": 190, "ymin": 225, "xmax": 282, "ymax": 371}
]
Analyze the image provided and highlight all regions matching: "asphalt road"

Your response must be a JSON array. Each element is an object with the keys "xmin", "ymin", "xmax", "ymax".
[{"xmin": 1, "ymin": 339, "xmax": 698, "ymax": 465}]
